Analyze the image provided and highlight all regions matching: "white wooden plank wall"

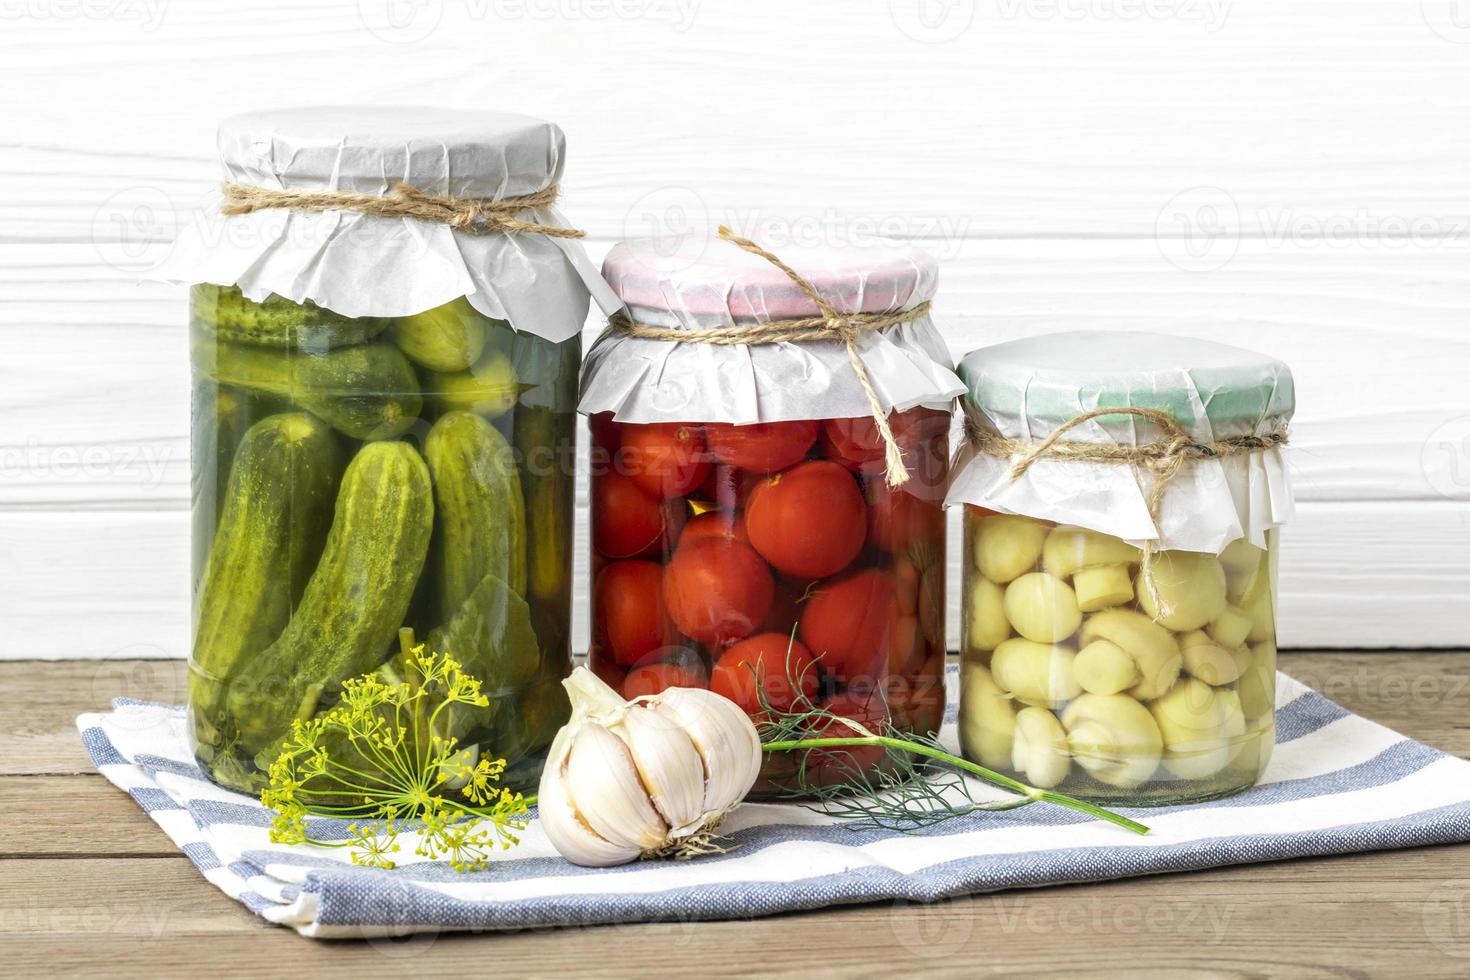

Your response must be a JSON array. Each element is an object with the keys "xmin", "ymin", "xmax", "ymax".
[{"xmin": 2, "ymin": 0, "xmax": 1469, "ymax": 658}]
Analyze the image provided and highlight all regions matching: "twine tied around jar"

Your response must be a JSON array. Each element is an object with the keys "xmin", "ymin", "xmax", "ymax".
[
  {"xmin": 219, "ymin": 181, "xmax": 586, "ymax": 238},
  {"xmin": 965, "ymin": 404, "xmax": 1289, "ymax": 618},
  {"xmin": 609, "ymin": 226, "xmax": 933, "ymax": 487}
]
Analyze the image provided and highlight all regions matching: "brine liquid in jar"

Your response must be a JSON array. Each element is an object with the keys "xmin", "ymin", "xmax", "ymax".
[
  {"xmin": 587, "ymin": 408, "xmax": 951, "ymax": 796},
  {"xmin": 188, "ymin": 287, "xmax": 579, "ymax": 794}
]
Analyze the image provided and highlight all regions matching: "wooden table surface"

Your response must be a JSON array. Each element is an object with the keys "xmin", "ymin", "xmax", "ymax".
[{"xmin": 4, "ymin": 652, "xmax": 1469, "ymax": 978}]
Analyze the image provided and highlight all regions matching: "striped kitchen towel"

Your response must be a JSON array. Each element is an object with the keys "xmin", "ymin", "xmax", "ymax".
[{"xmin": 77, "ymin": 670, "xmax": 1470, "ymax": 939}]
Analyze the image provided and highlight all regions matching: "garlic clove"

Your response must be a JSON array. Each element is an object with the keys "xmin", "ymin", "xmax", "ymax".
[
  {"xmin": 537, "ymin": 748, "xmax": 642, "ymax": 868},
  {"xmin": 652, "ymin": 686, "xmax": 762, "ymax": 815},
  {"xmin": 619, "ymin": 704, "xmax": 708, "ymax": 833},
  {"xmin": 564, "ymin": 722, "xmax": 668, "ymax": 850}
]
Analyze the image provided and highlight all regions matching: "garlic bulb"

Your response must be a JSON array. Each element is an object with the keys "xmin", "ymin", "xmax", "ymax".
[{"xmin": 538, "ymin": 666, "xmax": 763, "ymax": 867}]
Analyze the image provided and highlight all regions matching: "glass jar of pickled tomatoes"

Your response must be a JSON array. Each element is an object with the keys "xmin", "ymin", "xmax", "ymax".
[
  {"xmin": 580, "ymin": 234, "xmax": 965, "ymax": 794},
  {"xmin": 947, "ymin": 332, "xmax": 1295, "ymax": 805}
]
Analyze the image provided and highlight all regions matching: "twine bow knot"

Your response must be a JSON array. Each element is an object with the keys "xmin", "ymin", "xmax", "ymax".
[{"xmin": 610, "ymin": 226, "xmax": 932, "ymax": 487}]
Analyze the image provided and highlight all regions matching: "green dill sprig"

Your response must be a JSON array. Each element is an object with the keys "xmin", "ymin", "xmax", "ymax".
[
  {"xmin": 752, "ymin": 650, "xmax": 1149, "ymax": 836},
  {"xmin": 260, "ymin": 629, "xmax": 531, "ymax": 872}
]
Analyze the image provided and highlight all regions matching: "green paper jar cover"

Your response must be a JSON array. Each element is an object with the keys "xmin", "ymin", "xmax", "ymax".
[{"xmin": 945, "ymin": 331, "xmax": 1295, "ymax": 553}]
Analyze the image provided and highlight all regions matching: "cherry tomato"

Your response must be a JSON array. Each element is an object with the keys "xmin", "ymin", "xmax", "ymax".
[
  {"xmin": 704, "ymin": 420, "xmax": 818, "ymax": 473},
  {"xmin": 623, "ymin": 661, "xmax": 709, "ymax": 699},
  {"xmin": 806, "ymin": 692, "xmax": 892, "ymax": 785},
  {"xmin": 889, "ymin": 613, "xmax": 925, "ymax": 677},
  {"xmin": 619, "ymin": 422, "xmax": 710, "ymax": 499},
  {"xmin": 679, "ymin": 510, "xmax": 749, "ymax": 547},
  {"xmin": 760, "ymin": 578, "xmax": 806, "ymax": 636},
  {"xmin": 821, "ymin": 408, "xmax": 951, "ymax": 499},
  {"xmin": 594, "ymin": 560, "xmax": 676, "ymax": 666},
  {"xmin": 587, "ymin": 648, "xmax": 628, "ymax": 692},
  {"xmin": 695, "ymin": 462, "xmax": 759, "ymax": 510},
  {"xmin": 917, "ymin": 561, "xmax": 944, "ymax": 649},
  {"xmin": 865, "ymin": 481, "xmax": 945, "ymax": 554},
  {"xmin": 892, "ymin": 558, "xmax": 921, "ymax": 615},
  {"xmin": 663, "ymin": 537, "xmax": 774, "ymax": 644},
  {"xmin": 882, "ymin": 670, "xmax": 945, "ymax": 736},
  {"xmin": 799, "ymin": 569, "xmax": 901, "ymax": 684},
  {"xmin": 710, "ymin": 632, "xmax": 819, "ymax": 715},
  {"xmin": 819, "ymin": 415, "xmax": 887, "ymax": 471},
  {"xmin": 589, "ymin": 411, "xmax": 622, "ymax": 452},
  {"xmin": 745, "ymin": 461, "xmax": 866, "ymax": 579},
  {"xmin": 593, "ymin": 472, "xmax": 686, "ymax": 559}
]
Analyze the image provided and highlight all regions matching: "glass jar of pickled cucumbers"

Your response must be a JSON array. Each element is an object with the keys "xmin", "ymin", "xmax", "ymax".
[
  {"xmin": 947, "ymin": 332, "xmax": 1295, "ymax": 805},
  {"xmin": 165, "ymin": 108, "xmax": 616, "ymax": 793},
  {"xmin": 579, "ymin": 234, "xmax": 964, "ymax": 795}
]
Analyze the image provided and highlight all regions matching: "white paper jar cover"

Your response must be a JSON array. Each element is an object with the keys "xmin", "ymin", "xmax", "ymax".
[
  {"xmin": 153, "ymin": 106, "xmax": 620, "ymax": 338},
  {"xmin": 578, "ymin": 235, "xmax": 965, "ymax": 424},
  {"xmin": 945, "ymin": 332, "xmax": 1296, "ymax": 554}
]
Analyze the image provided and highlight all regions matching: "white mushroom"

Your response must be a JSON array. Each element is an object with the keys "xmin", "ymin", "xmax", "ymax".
[
  {"xmin": 1062, "ymin": 693, "xmax": 1163, "ymax": 790},
  {"xmin": 1179, "ymin": 630, "xmax": 1251, "ymax": 686},
  {"xmin": 973, "ymin": 514, "xmax": 1048, "ymax": 584},
  {"xmin": 966, "ymin": 576, "xmax": 1012, "ymax": 653},
  {"xmin": 1078, "ymin": 609, "xmax": 1182, "ymax": 701},
  {"xmin": 1135, "ymin": 550, "xmax": 1228, "ymax": 632},
  {"xmin": 958, "ymin": 661, "xmax": 1018, "ymax": 770},
  {"xmin": 1073, "ymin": 564, "xmax": 1135, "ymax": 612},
  {"xmin": 991, "ymin": 638, "xmax": 1082, "ymax": 708},
  {"xmin": 1011, "ymin": 707, "xmax": 1071, "ymax": 789},
  {"xmin": 1072, "ymin": 638, "xmax": 1141, "ymax": 696},
  {"xmin": 1003, "ymin": 572, "xmax": 1082, "ymax": 643},
  {"xmin": 1041, "ymin": 526, "xmax": 1141, "ymax": 579}
]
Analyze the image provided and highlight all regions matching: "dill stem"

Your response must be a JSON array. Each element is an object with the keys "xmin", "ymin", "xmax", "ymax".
[{"xmin": 759, "ymin": 735, "xmax": 1149, "ymax": 836}]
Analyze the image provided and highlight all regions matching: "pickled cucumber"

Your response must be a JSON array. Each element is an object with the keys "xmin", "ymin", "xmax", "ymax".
[
  {"xmin": 191, "ymin": 283, "xmax": 390, "ymax": 349},
  {"xmin": 220, "ymin": 440, "xmax": 434, "ymax": 757},
  {"xmin": 190, "ymin": 413, "xmax": 341, "ymax": 732},
  {"xmin": 424, "ymin": 349, "xmax": 520, "ymax": 419},
  {"xmin": 193, "ymin": 333, "xmax": 422, "ymax": 441},
  {"xmin": 426, "ymin": 411, "xmax": 528, "ymax": 618},
  {"xmin": 514, "ymin": 337, "xmax": 579, "ymax": 666},
  {"xmin": 392, "ymin": 297, "xmax": 490, "ymax": 372}
]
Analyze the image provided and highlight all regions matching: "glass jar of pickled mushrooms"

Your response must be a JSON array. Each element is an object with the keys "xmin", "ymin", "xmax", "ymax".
[{"xmin": 946, "ymin": 332, "xmax": 1294, "ymax": 805}]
